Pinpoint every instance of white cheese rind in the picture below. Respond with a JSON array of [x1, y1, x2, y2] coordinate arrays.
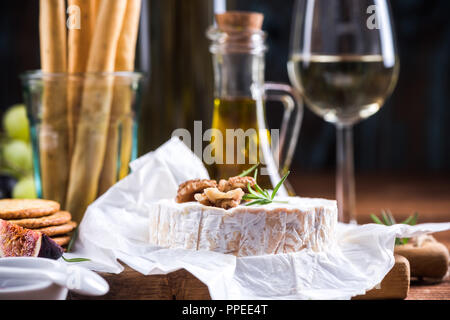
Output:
[[148, 197, 337, 257]]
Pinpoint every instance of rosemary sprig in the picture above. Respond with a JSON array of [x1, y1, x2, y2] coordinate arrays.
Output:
[[370, 210, 419, 245], [243, 171, 290, 206], [62, 256, 91, 263], [251, 169, 270, 197], [61, 228, 90, 262]]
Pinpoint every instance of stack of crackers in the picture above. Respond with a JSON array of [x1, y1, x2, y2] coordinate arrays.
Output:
[[0, 199, 77, 250]]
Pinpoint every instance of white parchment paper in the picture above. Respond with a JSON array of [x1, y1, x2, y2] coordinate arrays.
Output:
[[67, 138, 450, 300]]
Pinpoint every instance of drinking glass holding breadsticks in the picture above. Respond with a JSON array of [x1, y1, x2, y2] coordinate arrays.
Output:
[[288, 0, 399, 223], [23, 0, 144, 223]]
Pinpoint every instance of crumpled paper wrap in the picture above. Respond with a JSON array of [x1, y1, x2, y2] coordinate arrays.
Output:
[[67, 138, 450, 300]]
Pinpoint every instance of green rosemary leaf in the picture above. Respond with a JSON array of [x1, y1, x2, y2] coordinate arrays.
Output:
[[387, 210, 397, 225], [401, 215, 413, 225], [66, 227, 78, 253], [247, 183, 262, 199], [370, 214, 384, 225], [400, 212, 419, 226], [272, 200, 289, 204], [381, 210, 392, 226], [271, 171, 290, 200], [259, 199, 273, 206], [250, 168, 271, 198], [62, 256, 91, 263], [253, 182, 268, 198], [409, 212, 419, 226], [245, 200, 266, 206], [243, 194, 260, 200], [238, 163, 259, 177]]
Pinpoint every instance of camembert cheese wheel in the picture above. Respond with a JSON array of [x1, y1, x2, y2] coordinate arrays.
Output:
[[149, 197, 337, 257]]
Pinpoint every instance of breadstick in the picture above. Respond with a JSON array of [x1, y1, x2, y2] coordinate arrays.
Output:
[[98, 0, 142, 195], [39, 0, 68, 206], [66, 0, 128, 223], [89, 0, 100, 35], [68, 0, 93, 73], [67, 0, 95, 158]]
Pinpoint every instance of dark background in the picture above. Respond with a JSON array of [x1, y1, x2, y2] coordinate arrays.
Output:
[[0, 0, 449, 172]]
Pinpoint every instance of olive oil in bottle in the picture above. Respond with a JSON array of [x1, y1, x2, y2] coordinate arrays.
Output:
[[208, 97, 272, 188]]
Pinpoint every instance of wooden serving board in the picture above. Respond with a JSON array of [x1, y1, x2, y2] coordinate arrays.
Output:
[[70, 254, 411, 300], [70, 267, 211, 300], [353, 255, 410, 300]]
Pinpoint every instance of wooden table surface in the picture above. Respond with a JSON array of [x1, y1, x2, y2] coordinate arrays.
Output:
[[291, 171, 450, 300]]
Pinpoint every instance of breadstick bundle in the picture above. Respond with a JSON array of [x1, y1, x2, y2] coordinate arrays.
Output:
[[39, 0, 142, 223]]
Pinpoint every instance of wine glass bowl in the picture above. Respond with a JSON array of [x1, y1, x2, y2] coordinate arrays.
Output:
[[288, 0, 399, 222], [288, 54, 399, 126]]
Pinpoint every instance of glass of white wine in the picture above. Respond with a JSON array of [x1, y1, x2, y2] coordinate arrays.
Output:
[[288, 0, 400, 223]]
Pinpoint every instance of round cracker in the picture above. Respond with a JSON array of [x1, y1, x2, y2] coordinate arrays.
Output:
[[51, 235, 72, 246], [0, 199, 60, 220], [36, 221, 77, 237], [9, 211, 72, 229]]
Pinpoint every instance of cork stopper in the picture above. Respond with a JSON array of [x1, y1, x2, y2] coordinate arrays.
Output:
[[216, 11, 264, 32]]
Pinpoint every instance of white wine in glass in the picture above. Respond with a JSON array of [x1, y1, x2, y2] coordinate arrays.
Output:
[[289, 54, 399, 125], [288, 0, 400, 223]]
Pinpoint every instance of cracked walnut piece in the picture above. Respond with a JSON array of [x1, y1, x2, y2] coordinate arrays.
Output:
[[195, 188, 245, 209], [176, 179, 217, 203], [194, 193, 211, 206], [218, 176, 256, 193]]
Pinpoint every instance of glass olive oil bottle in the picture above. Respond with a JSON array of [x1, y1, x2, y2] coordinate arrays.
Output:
[[206, 12, 303, 193]]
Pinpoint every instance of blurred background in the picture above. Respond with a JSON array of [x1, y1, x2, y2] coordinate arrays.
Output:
[[0, 1, 449, 213]]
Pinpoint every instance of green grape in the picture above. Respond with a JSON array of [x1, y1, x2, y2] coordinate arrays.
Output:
[[2, 140, 33, 172], [3, 104, 30, 142], [13, 176, 37, 199]]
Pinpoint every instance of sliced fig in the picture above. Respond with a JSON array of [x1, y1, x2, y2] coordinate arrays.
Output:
[[0, 219, 63, 260]]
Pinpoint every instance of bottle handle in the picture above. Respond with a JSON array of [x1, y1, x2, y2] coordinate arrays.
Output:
[[263, 82, 304, 175]]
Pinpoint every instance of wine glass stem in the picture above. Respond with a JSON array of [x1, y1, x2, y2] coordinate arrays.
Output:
[[336, 124, 357, 224]]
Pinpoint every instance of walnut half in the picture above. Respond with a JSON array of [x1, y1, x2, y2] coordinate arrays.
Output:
[[176, 179, 217, 203], [218, 176, 256, 193], [195, 188, 245, 209]]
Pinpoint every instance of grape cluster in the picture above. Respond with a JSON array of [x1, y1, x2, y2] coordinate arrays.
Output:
[[0, 104, 37, 199]]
